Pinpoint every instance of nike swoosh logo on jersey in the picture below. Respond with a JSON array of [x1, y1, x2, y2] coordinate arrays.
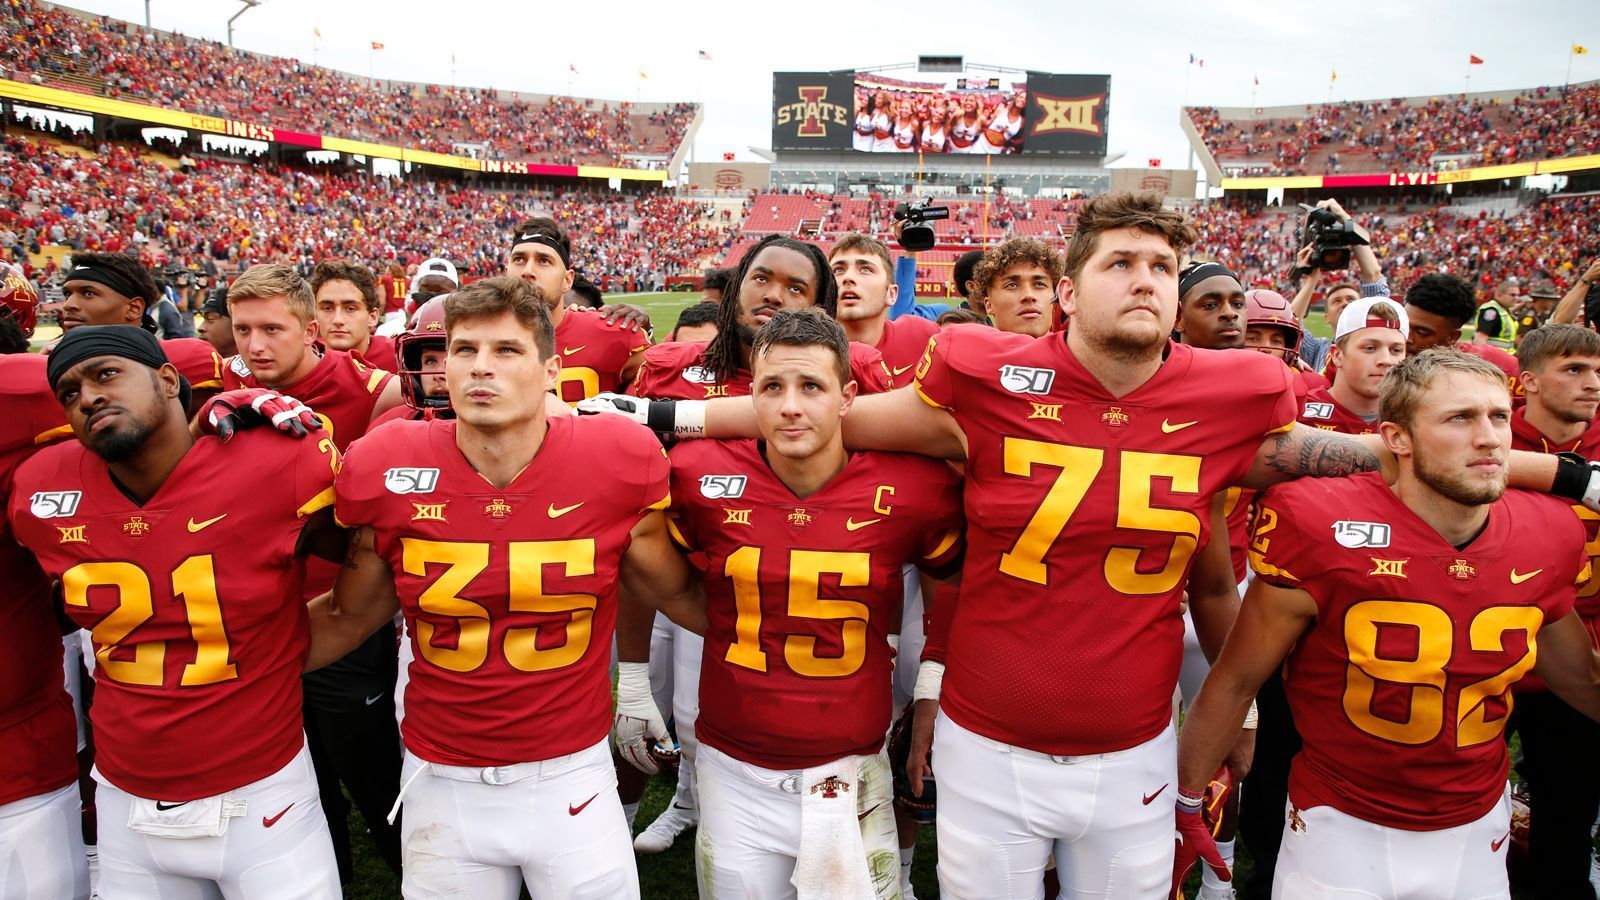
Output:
[[154, 800, 190, 811], [1491, 830, 1509, 852], [365, 694, 384, 706], [1160, 420, 1197, 433], [569, 793, 599, 816], [891, 364, 914, 376], [563, 345, 587, 356], [187, 514, 227, 532], [845, 517, 881, 531], [262, 804, 294, 828], [548, 502, 584, 518], [1509, 568, 1542, 584], [857, 802, 882, 822], [1141, 784, 1169, 805]]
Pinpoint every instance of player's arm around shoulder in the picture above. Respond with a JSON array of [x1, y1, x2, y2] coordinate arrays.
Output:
[[618, 421, 707, 635], [1530, 496, 1600, 719], [304, 432, 399, 671]]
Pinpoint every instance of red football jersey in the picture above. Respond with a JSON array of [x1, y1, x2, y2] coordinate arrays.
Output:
[[1456, 341, 1519, 381], [0, 354, 77, 806], [552, 307, 650, 403], [1250, 473, 1587, 829], [667, 440, 963, 769], [381, 274, 406, 316], [874, 315, 939, 384], [1297, 386, 1377, 435], [334, 415, 669, 766], [161, 337, 224, 392], [630, 340, 894, 400], [355, 334, 399, 373], [914, 326, 1296, 754], [223, 348, 393, 453], [9, 429, 338, 800], [1510, 407, 1600, 459], [1510, 408, 1600, 642]]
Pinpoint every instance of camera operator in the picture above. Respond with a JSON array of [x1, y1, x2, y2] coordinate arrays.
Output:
[[1551, 257, 1600, 329], [1289, 199, 1384, 373]]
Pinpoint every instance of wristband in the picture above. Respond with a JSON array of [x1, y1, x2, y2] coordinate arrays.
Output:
[[673, 399, 707, 437], [616, 660, 651, 690], [1551, 452, 1596, 504], [912, 660, 944, 702], [1176, 786, 1205, 812], [1242, 700, 1259, 730]]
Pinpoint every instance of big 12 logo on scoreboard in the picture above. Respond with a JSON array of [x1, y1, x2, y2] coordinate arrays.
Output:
[[771, 72, 854, 151]]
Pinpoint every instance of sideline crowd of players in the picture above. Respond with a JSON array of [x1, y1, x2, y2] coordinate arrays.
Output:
[[6, 187, 1600, 900]]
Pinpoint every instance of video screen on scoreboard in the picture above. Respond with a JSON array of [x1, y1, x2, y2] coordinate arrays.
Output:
[[772, 71, 1109, 157]]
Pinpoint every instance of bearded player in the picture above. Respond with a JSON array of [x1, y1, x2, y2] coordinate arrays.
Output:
[[504, 218, 650, 402], [1505, 324, 1600, 898], [667, 310, 962, 899], [9, 325, 343, 899], [222, 263, 406, 882], [312, 260, 398, 372], [1175, 349, 1600, 899], [305, 276, 705, 900], [57, 251, 224, 411], [585, 191, 1600, 897], [0, 270, 86, 899]]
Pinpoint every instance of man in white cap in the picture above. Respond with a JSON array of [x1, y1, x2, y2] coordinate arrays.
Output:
[[1299, 297, 1410, 435]]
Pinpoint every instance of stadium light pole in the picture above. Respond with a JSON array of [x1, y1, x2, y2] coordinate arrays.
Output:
[[226, 0, 260, 48]]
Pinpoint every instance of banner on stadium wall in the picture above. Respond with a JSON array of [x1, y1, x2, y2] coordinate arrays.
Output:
[[687, 162, 770, 192], [1021, 73, 1110, 157], [915, 280, 955, 298], [771, 72, 855, 151], [1218, 153, 1600, 191], [1110, 168, 1198, 198], [0, 78, 667, 182]]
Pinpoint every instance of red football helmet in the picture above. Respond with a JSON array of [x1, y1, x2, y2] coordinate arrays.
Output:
[[0, 262, 40, 339], [1245, 289, 1302, 370], [395, 295, 450, 410]]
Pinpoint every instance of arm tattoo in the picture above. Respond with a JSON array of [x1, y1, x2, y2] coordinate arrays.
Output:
[[342, 533, 363, 570], [1263, 427, 1379, 478]]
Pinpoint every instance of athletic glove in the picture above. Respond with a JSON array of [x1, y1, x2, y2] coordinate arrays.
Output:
[[613, 661, 669, 775], [1553, 452, 1600, 513], [1172, 784, 1230, 898], [197, 389, 320, 442], [575, 392, 707, 437]]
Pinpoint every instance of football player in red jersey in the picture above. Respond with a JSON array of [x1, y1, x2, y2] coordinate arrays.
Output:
[[1176, 261, 1247, 350], [1298, 298, 1408, 436], [305, 277, 705, 900], [627, 235, 894, 404], [830, 233, 939, 379], [1175, 349, 1600, 899], [9, 325, 345, 899], [1403, 273, 1519, 382], [1504, 324, 1600, 898], [56, 252, 224, 412], [312, 260, 398, 372], [668, 310, 963, 898], [0, 269, 88, 899], [615, 234, 894, 855], [504, 218, 650, 402], [221, 263, 405, 882], [966, 238, 1061, 338]]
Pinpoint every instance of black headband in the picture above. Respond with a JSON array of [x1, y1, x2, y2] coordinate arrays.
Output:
[[509, 231, 571, 268], [63, 264, 148, 305], [47, 324, 190, 410], [1178, 261, 1239, 299]]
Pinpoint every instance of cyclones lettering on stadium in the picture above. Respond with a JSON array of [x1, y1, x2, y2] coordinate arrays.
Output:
[[1031, 93, 1105, 137], [777, 86, 849, 137]]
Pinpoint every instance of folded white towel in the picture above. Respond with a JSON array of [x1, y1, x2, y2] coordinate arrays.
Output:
[[794, 753, 903, 900]]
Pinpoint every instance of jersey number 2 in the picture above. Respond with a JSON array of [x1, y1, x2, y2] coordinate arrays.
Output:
[[62, 557, 236, 687]]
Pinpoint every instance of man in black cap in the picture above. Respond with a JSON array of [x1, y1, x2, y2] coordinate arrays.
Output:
[[197, 286, 236, 359], [10, 325, 344, 899], [57, 252, 222, 412]]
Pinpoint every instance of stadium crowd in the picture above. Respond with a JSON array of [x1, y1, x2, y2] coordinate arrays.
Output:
[[1188, 82, 1600, 175], [0, 132, 725, 292], [1, 0, 697, 167]]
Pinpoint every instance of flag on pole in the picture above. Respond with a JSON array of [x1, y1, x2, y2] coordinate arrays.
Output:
[[371, 41, 384, 50], [1469, 55, 1484, 65], [569, 63, 578, 74], [1331, 68, 1338, 82], [1198, 59, 1205, 68], [1189, 53, 1195, 64], [639, 70, 648, 79], [314, 26, 321, 38], [1576, 44, 1591, 55], [697, 50, 712, 61], [1253, 74, 1260, 86]]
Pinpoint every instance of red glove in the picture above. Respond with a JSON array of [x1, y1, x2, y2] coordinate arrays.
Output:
[[1172, 784, 1230, 899], [198, 389, 320, 442]]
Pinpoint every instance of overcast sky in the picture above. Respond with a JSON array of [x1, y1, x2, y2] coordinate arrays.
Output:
[[57, 0, 1599, 169]]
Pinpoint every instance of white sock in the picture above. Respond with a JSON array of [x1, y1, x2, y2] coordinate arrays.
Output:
[[900, 846, 917, 898], [85, 844, 99, 895], [622, 802, 639, 832], [1200, 838, 1234, 891]]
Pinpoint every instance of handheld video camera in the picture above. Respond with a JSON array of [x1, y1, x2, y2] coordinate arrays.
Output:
[[1298, 204, 1368, 272], [892, 198, 951, 252]]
